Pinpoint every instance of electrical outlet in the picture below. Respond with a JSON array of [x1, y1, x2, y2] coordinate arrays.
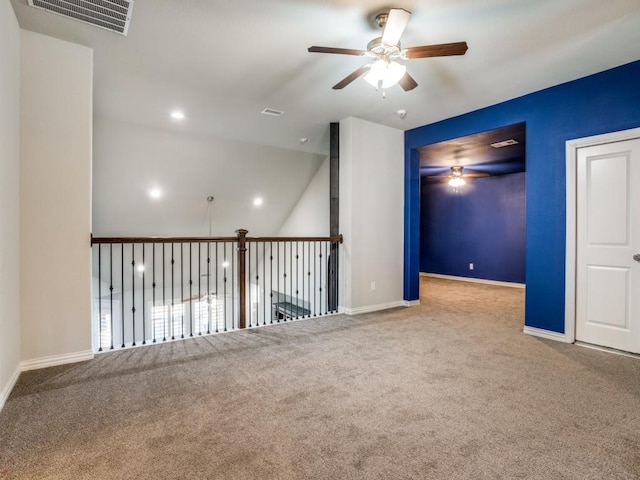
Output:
[[469, 263, 474, 270], [371, 281, 376, 291]]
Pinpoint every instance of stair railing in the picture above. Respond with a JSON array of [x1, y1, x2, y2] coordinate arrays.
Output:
[[90, 230, 343, 351]]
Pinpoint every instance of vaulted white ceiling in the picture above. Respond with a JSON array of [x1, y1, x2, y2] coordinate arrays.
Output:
[[11, 0, 640, 156], [9, 0, 640, 238]]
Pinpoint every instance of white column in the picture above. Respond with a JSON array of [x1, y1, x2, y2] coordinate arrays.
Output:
[[0, 0, 21, 408], [20, 31, 93, 365], [339, 117, 404, 314]]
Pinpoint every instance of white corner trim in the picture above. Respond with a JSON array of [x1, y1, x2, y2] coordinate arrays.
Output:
[[565, 138, 578, 344], [341, 301, 406, 315], [20, 350, 94, 372], [403, 300, 420, 307], [565, 127, 640, 345], [421, 272, 525, 289], [523, 326, 568, 343], [0, 366, 21, 412]]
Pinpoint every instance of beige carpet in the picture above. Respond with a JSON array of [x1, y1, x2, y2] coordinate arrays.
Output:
[[1, 277, 639, 479]]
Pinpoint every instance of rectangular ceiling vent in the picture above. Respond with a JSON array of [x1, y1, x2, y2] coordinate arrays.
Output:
[[27, 0, 135, 36], [490, 139, 519, 148], [261, 108, 284, 117]]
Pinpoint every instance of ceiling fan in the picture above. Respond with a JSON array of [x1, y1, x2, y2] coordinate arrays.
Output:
[[308, 8, 468, 92], [428, 166, 489, 187]]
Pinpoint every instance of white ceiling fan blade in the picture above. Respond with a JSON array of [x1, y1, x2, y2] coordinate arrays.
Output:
[[382, 8, 411, 47]]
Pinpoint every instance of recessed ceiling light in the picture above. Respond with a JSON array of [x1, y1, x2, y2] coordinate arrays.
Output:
[[149, 188, 162, 199], [299, 138, 309, 144], [222, 261, 230, 268], [170, 111, 185, 120], [136, 265, 145, 273], [253, 197, 263, 207]]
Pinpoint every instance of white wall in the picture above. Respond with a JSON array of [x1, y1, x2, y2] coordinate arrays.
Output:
[[93, 118, 325, 237], [277, 156, 330, 237], [0, 1, 21, 409], [339, 117, 404, 314], [20, 31, 93, 365]]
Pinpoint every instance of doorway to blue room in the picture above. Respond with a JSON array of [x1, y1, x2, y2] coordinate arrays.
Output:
[[417, 122, 526, 289]]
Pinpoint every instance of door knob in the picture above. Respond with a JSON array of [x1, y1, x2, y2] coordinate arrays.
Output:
[[634, 254, 640, 262]]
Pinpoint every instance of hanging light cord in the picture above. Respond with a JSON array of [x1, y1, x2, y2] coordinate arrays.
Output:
[[198, 195, 215, 237]]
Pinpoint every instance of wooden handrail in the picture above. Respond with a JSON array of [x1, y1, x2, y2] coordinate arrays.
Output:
[[246, 235, 343, 244], [91, 236, 239, 245], [91, 234, 343, 245]]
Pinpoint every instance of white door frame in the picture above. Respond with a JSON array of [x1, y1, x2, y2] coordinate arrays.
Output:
[[565, 126, 640, 344]]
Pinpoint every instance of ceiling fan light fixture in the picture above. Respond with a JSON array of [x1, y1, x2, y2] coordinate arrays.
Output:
[[364, 60, 406, 89], [448, 177, 466, 188], [309, 8, 468, 92]]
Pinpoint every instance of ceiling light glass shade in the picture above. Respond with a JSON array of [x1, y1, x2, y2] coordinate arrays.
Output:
[[448, 177, 466, 188], [364, 60, 407, 89]]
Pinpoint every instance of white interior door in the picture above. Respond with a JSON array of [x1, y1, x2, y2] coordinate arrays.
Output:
[[576, 138, 640, 353]]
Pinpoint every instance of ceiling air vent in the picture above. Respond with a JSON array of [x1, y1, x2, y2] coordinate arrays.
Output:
[[490, 139, 519, 148], [27, 0, 135, 36], [261, 108, 283, 117]]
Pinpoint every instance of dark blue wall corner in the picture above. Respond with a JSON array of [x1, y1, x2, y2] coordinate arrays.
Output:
[[420, 173, 526, 283], [404, 59, 640, 333], [404, 148, 421, 301]]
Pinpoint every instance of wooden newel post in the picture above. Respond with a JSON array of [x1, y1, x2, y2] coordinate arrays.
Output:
[[236, 229, 248, 329]]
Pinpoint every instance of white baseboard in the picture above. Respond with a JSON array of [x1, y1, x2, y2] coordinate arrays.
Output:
[[575, 341, 640, 359], [523, 326, 567, 343], [340, 301, 406, 316], [1, 350, 94, 412], [20, 350, 94, 372], [421, 272, 525, 289], [0, 366, 21, 412]]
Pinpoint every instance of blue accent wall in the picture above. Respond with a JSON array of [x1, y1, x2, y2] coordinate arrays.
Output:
[[404, 148, 421, 301], [404, 59, 640, 333], [421, 173, 526, 283]]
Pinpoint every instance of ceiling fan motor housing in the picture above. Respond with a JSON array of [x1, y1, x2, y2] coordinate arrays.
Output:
[[367, 37, 402, 59]]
